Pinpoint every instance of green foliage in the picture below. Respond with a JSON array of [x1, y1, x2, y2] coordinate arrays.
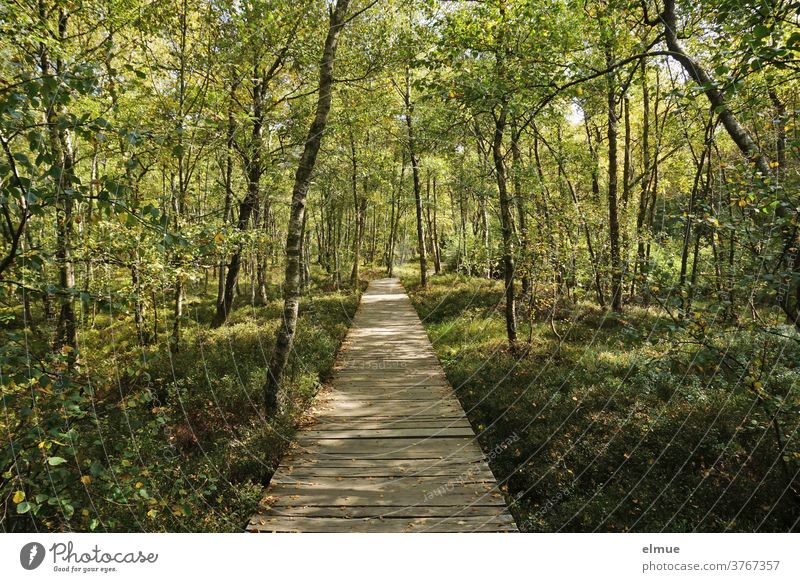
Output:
[[405, 273, 800, 532], [1, 274, 360, 532]]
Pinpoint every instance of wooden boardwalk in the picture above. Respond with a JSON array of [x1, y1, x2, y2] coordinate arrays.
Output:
[[248, 278, 517, 532]]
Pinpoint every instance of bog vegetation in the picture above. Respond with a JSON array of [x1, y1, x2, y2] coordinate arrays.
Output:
[[1, 0, 798, 531]]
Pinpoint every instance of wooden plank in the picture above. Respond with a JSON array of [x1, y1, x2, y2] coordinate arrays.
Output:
[[314, 400, 462, 411], [323, 391, 455, 400], [288, 451, 486, 462], [323, 393, 455, 402], [306, 419, 474, 430], [248, 515, 515, 533], [270, 475, 499, 488], [272, 470, 494, 483], [250, 504, 510, 519], [291, 436, 483, 453], [299, 427, 474, 439], [263, 489, 508, 509], [277, 458, 495, 473]]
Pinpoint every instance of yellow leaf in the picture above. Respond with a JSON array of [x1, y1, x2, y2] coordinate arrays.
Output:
[[214, 232, 225, 243], [81, 475, 92, 486], [12, 490, 25, 504], [135, 481, 143, 489]]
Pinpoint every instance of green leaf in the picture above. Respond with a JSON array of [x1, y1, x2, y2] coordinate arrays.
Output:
[[13, 152, 30, 167], [16, 501, 31, 514], [753, 24, 770, 40], [89, 460, 105, 477], [47, 456, 67, 466]]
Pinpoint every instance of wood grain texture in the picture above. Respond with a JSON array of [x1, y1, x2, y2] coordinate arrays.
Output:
[[248, 278, 517, 533]]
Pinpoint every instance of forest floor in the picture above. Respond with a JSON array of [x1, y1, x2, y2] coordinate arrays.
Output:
[[399, 269, 800, 532], [2, 269, 363, 532]]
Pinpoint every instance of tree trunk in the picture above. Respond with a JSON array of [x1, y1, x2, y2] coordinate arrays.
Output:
[[660, 0, 771, 176], [533, 135, 560, 293], [584, 116, 601, 203], [424, 172, 434, 269], [606, 51, 622, 312], [634, 58, 651, 296], [403, 67, 427, 287], [43, 6, 77, 358], [458, 174, 469, 274], [387, 149, 405, 277], [170, 0, 189, 351], [349, 129, 366, 286], [493, 101, 517, 345], [265, 0, 352, 414], [679, 121, 712, 295], [213, 67, 266, 327], [431, 174, 442, 274], [511, 123, 529, 296], [303, 221, 312, 291], [217, 96, 236, 309], [621, 95, 631, 277]]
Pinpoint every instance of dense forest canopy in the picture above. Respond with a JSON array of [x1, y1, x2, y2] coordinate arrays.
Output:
[[1, 0, 799, 532]]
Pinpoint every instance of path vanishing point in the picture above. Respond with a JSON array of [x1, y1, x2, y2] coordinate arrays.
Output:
[[248, 278, 518, 532]]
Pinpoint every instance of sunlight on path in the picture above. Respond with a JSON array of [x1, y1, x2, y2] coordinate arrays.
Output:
[[248, 278, 517, 532]]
